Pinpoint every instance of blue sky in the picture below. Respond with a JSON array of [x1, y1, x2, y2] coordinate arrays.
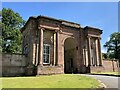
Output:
[[2, 2, 118, 53]]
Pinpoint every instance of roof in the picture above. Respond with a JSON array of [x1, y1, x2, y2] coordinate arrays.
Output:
[[39, 15, 80, 28], [21, 15, 81, 32], [84, 26, 103, 34], [39, 15, 80, 26], [21, 15, 102, 33]]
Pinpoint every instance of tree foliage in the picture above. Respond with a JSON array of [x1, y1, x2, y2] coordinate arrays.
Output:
[[102, 53, 108, 59], [104, 32, 120, 60], [2, 8, 25, 53], [0, 10, 2, 53]]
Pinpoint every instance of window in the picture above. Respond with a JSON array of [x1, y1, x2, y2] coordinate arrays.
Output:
[[43, 44, 50, 64], [24, 44, 28, 55]]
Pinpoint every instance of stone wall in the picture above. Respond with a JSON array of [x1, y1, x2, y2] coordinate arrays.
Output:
[[1, 53, 120, 76], [37, 65, 64, 75], [1, 53, 27, 76], [102, 59, 119, 72], [90, 59, 120, 73]]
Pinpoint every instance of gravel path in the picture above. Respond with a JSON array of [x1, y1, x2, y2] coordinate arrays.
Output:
[[80, 74, 119, 88]]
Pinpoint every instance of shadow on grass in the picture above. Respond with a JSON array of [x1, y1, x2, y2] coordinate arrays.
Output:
[[1, 88, 120, 90], [87, 73, 120, 77]]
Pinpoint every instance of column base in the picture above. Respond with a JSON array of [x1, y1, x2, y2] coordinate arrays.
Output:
[[99, 65, 102, 66]]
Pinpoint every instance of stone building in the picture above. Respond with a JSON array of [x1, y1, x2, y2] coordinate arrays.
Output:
[[21, 15, 103, 75]]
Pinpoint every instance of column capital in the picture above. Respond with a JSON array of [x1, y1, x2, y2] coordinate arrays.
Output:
[[58, 25, 63, 33], [38, 26, 45, 30], [87, 35, 91, 39], [97, 37, 101, 40], [55, 29, 62, 34]]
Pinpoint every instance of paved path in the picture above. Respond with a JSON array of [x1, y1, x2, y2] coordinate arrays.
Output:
[[81, 74, 119, 88]]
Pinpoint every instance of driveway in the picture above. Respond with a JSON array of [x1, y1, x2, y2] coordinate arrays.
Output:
[[80, 74, 119, 88]]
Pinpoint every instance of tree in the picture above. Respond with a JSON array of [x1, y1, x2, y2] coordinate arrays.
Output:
[[0, 11, 2, 53], [102, 53, 108, 59], [104, 32, 120, 60], [2, 8, 25, 53]]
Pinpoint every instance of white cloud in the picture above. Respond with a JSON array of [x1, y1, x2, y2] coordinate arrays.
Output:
[[107, 37, 110, 41], [101, 48, 107, 53], [101, 43, 107, 53]]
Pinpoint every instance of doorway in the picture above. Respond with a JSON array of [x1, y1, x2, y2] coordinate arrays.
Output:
[[64, 37, 77, 73]]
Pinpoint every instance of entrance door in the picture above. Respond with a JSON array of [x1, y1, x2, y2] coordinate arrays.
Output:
[[64, 38, 77, 73]]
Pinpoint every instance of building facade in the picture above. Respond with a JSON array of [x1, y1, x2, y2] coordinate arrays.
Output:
[[21, 16, 103, 75]]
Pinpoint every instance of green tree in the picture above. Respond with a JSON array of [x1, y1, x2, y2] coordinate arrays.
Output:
[[104, 32, 120, 60], [2, 8, 25, 53], [102, 53, 108, 59], [0, 10, 2, 53]]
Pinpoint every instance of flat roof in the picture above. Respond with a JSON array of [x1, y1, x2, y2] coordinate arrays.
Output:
[[21, 15, 102, 32]]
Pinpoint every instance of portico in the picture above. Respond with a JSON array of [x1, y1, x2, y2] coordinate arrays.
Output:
[[21, 15, 103, 75]]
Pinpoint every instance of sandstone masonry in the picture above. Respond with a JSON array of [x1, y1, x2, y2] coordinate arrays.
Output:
[[21, 15, 103, 75], [1, 16, 119, 76]]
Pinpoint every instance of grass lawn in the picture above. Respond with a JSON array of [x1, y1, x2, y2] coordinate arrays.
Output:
[[91, 72, 120, 75], [1, 74, 101, 88]]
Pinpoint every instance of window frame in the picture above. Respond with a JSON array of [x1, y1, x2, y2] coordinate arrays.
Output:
[[43, 44, 50, 64]]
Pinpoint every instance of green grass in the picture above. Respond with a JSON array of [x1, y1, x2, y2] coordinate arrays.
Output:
[[91, 72, 120, 75], [1, 74, 101, 88]]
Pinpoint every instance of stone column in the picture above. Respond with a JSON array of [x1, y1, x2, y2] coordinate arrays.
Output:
[[95, 39, 98, 66], [98, 38, 102, 66], [83, 48, 86, 66], [39, 28, 44, 65], [35, 30, 39, 66], [35, 43, 39, 66], [85, 40, 88, 66], [32, 43, 36, 65], [87, 36, 92, 66], [53, 32, 56, 65], [85, 49, 88, 66], [55, 31, 59, 65]]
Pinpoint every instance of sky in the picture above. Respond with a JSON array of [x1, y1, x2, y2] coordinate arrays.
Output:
[[2, 2, 118, 53]]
